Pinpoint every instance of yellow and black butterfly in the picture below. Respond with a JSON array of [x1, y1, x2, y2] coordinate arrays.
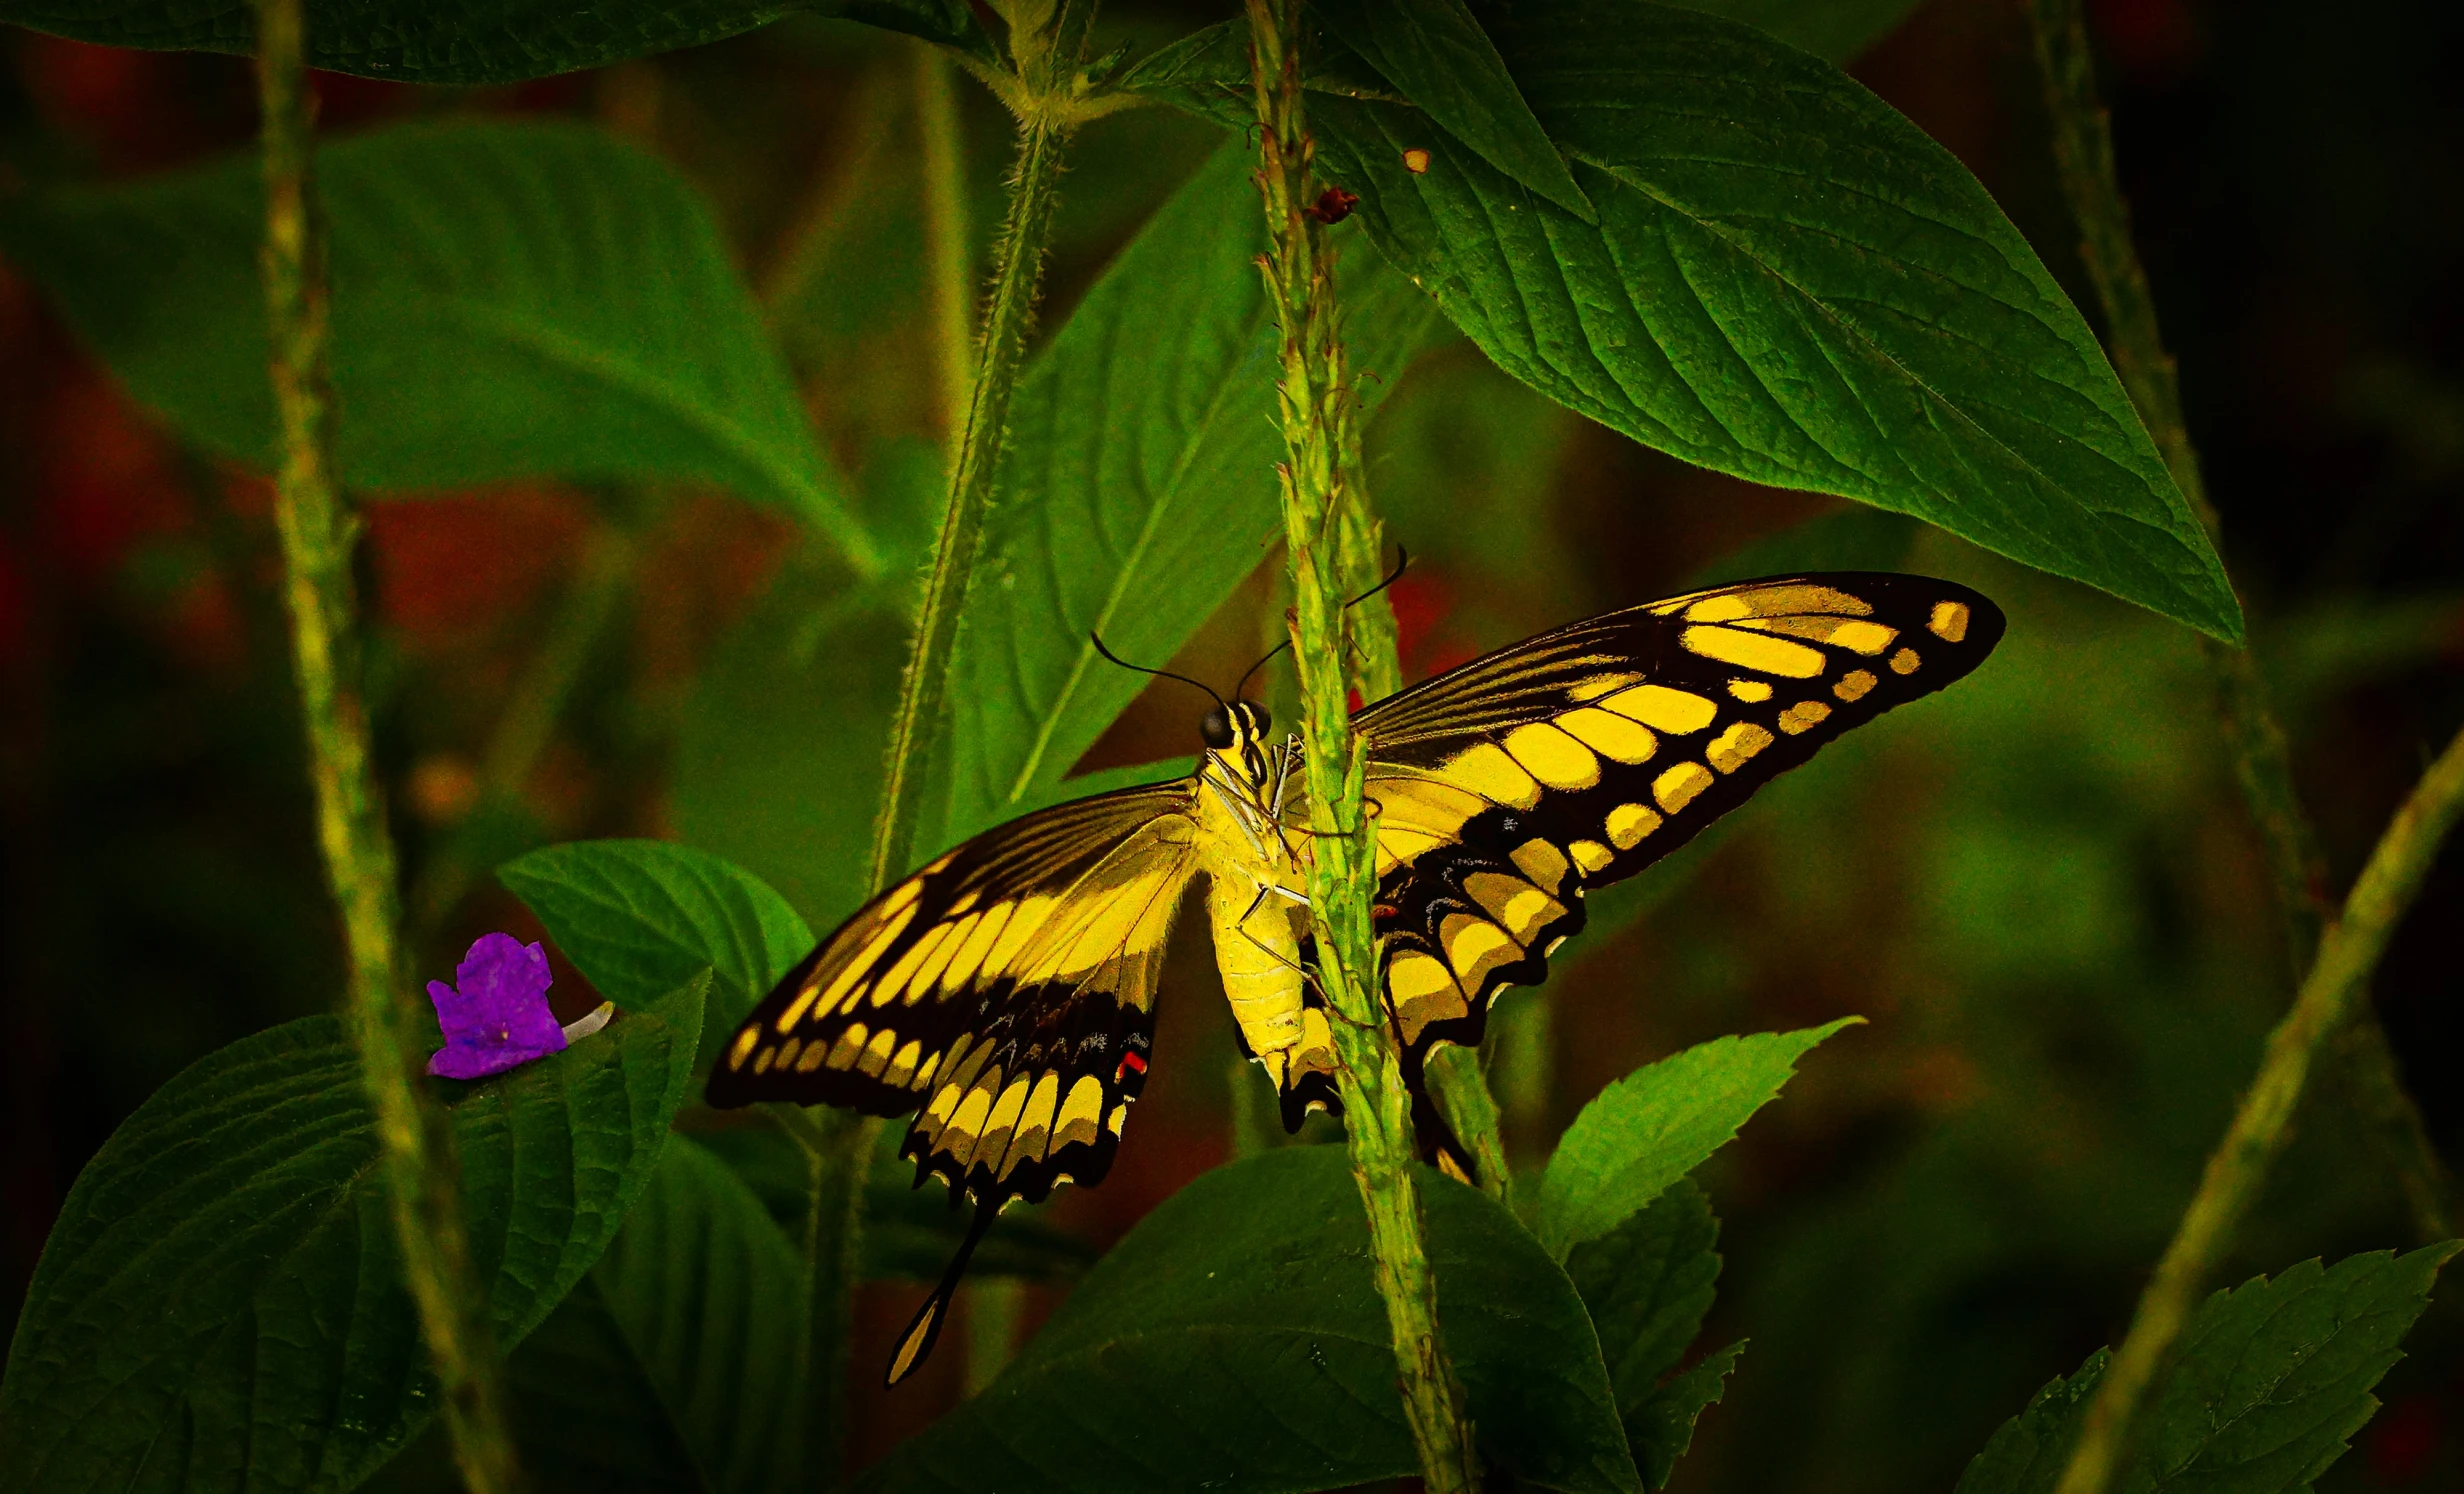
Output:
[[705, 571, 2004, 1384]]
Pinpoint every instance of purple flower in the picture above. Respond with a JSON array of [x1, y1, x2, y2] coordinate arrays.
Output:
[[425, 933, 571, 1080]]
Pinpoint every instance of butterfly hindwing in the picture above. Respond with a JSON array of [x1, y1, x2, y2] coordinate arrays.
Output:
[[709, 782, 1201, 1208], [1355, 573, 2006, 1068]]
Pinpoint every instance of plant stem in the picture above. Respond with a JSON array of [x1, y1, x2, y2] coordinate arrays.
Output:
[[866, 111, 1068, 895], [2029, 0, 2449, 1234], [2050, 722, 2464, 1494], [1248, 5, 1478, 1490], [253, 5, 521, 1491], [788, 25, 1087, 1480]]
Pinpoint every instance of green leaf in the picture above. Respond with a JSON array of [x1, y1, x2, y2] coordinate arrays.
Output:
[[499, 838, 811, 1048], [1629, 1341, 1743, 1490], [0, 978, 708, 1494], [1540, 1018, 1859, 1259], [0, 120, 874, 568], [1132, 4, 2243, 642], [1565, 1180, 1734, 1489], [0, 1, 993, 82], [1955, 1244, 2462, 1494], [944, 142, 1449, 842], [1314, 0, 1594, 220], [1668, 0, 1926, 62], [368, 1135, 803, 1494], [673, 565, 909, 931], [857, 1146, 1640, 1494], [587, 1137, 808, 1494]]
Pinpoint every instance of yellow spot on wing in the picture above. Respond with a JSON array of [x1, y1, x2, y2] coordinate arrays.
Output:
[[1389, 950, 1469, 1045], [1466, 871, 1562, 942], [939, 1082, 999, 1169], [1607, 802, 1661, 848], [1834, 670, 1878, 702], [1734, 615, 1896, 654], [1890, 647, 1921, 675], [775, 1036, 802, 1070], [1570, 838, 1615, 873], [1511, 838, 1571, 895], [751, 1045, 776, 1075], [1556, 706, 1657, 763], [1568, 673, 1643, 702], [940, 904, 1010, 995], [872, 921, 951, 1006], [1654, 762, 1715, 813], [1504, 722, 1600, 790], [909, 912, 974, 1000], [858, 1026, 900, 1077], [1707, 721, 1775, 773], [1727, 679, 1773, 703], [1056, 1076, 1106, 1149], [1599, 683, 1718, 734], [976, 1076, 1035, 1178], [1440, 913, 1521, 989], [1929, 601, 1970, 641], [888, 1295, 943, 1386], [1001, 1072, 1064, 1179], [1672, 583, 1871, 619], [884, 1038, 924, 1088], [827, 1023, 870, 1070], [1442, 741, 1543, 809], [728, 1027, 760, 1070], [1682, 625, 1827, 678], [1777, 700, 1832, 735]]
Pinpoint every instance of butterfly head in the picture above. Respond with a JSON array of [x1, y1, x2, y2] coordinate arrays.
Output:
[[1201, 699, 1276, 789]]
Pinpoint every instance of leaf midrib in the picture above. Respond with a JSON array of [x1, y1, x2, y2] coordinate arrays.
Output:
[[995, 302, 1276, 807]]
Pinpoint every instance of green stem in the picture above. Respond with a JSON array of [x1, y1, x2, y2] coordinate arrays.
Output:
[[253, 5, 521, 1491], [2050, 722, 2464, 1494], [1247, 5, 1477, 1490], [866, 112, 1069, 894], [790, 25, 1088, 1479], [2030, 3, 2448, 1194]]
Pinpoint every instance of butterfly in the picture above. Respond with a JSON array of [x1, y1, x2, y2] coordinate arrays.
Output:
[[704, 571, 2005, 1384]]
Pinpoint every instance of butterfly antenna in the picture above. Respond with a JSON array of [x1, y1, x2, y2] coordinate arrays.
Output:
[[1347, 545, 1410, 608], [1089, 630, 1228, 712], [1232, 549, 1409, 699]]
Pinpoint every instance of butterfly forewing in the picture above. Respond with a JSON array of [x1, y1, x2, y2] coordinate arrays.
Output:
[[709, 781, 1201, 1207], [1353, 573, 2005, 1066]]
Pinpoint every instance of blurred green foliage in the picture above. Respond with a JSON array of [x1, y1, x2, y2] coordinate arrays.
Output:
[[2, 1, 2461, 1491]]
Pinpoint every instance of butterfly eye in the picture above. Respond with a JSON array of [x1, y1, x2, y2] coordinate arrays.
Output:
[[1200, 707, 1235, 749]]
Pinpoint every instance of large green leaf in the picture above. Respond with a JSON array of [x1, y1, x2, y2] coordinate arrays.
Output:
[[858, 1146, 1639, 1494], [368, 1135, 805, 1494], [1314, 0, 1591, 220], [944, 142, 1449, 842], [1955, 1245, 2462, 1494], [1565, 1180, 1736, 1490], [0, 121, 873, 568], [1539, 1019, 1858, 1259], [1128, 3, 2242, 642], [499, 838, 812, 1052], [1671, 0, 1926, 62], [586, 1137, 808, 1494], [0, 0, 991, 82], [0, 978, 708, 1494]]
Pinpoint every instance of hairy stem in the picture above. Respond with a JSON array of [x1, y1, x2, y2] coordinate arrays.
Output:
[[2051, 724, 2464, 1494], [1248, 5, 1478, 1489], [253, 4, 521, 1490], [791, 24, 1088, 1479], [2029, 4, 2449, 1234], [2030, 13, 2459, 1489]]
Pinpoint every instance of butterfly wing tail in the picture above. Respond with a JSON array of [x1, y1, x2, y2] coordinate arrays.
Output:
[[886, 1196, 999, 1388]]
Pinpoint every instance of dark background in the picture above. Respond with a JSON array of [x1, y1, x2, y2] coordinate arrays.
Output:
[[3, 0, 2460, 1487]]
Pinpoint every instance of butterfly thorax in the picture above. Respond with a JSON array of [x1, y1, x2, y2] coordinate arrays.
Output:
[[1189, 702, 1336, 1089]]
